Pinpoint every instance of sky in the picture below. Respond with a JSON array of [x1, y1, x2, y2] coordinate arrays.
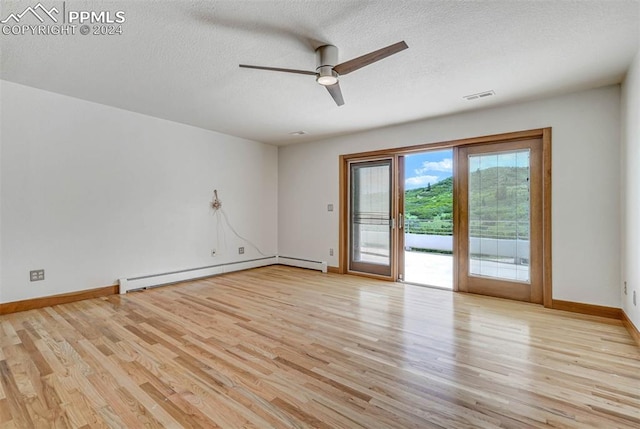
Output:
[[404, 149, 530, 189], [404, 150, 453, 190]]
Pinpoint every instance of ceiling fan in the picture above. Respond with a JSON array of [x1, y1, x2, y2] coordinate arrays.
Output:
[[239, 41, 408, 106]]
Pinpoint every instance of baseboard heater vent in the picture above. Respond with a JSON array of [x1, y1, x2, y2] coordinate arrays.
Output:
[[119, 256, 277, 294], [118, 255, 327, 294], [277, 256, 327, 273]]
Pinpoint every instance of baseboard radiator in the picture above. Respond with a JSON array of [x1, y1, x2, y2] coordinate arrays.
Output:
[[277, 256, 328, 273], [118, 255, 327, 294]]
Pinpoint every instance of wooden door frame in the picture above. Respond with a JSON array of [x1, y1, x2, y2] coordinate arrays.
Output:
[[396, 156, 405, 282], [340, 155, 400, 281], [338, 128, 552, 308], [347, 158, 395, 277]]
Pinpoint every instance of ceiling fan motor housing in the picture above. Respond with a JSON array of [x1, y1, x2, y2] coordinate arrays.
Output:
[[316, 45, 339, 80]]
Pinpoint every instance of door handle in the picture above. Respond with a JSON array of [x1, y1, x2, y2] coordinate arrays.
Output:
[[399, 213, 403, 230]]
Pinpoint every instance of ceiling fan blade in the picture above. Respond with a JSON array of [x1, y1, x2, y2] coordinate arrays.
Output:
[[326, 82, 345, 106], [333, 41, 408, 76], [239, 64, 317, 76]]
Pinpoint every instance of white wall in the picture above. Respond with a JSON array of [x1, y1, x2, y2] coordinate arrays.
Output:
[[621, 50, 640, 330], [0, 81, 278, 304], [279, 86, 622, 307]]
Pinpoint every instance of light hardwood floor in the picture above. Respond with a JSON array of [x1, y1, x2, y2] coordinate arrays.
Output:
[[1, 265, 639, 428]]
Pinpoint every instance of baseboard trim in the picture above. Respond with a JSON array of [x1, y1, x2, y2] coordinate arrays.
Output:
[[327, 266, 340, 274], [0, 285, 119, 315], [621, 310, 640, 347], [2, 259, 327, 315], [551, 299, 622, 319]]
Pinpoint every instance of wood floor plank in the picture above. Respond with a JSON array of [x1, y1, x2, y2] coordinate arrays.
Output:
[[1, 266, 639, 428], [0, 360, 34, 428]]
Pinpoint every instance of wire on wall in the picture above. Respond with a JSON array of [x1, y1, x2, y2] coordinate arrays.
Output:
[[211, 189, 267, 257], [211, 190, 222, 211]]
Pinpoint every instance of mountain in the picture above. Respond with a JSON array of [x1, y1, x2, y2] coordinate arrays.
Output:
[[405, 167, 530, 238], [405, 177, 453, 220]]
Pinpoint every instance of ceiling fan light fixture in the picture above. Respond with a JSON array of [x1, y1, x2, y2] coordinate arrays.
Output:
[[317, 74, 338, 86], [316, 65, 338, 86]]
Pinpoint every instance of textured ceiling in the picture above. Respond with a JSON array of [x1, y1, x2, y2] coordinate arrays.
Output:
[[1, 0, 639, 145]]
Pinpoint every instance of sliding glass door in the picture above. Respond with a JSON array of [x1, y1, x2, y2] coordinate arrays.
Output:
[[349, 159, 394, 277], [340, 128, 550, 305]]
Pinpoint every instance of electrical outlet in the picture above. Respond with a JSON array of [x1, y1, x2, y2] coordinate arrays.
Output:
[[30, 269, 45, 282], [327, 204, 334, 212], [238, 247, 245, 255], [329, 248, 334, 256], [211, 249, 216, 257], [624, 281, 627, 295]]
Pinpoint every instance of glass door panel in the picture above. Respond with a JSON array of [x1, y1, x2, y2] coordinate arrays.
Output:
[[349, 159, 393, 277], [468, 150, 530, 283], [457, 139, 543, 303]]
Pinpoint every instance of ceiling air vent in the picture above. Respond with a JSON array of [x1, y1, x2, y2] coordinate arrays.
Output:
[[464, 90, 495, 101]]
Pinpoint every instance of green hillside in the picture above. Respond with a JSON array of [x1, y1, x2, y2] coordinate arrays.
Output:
[[405, 177, 453, 235], [405, 167, 530, 238]]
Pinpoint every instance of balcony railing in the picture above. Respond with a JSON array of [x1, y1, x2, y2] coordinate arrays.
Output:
[[405, 219, 452, 235], [354, 215, 529, 240], [405, 219, 529, 240]]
